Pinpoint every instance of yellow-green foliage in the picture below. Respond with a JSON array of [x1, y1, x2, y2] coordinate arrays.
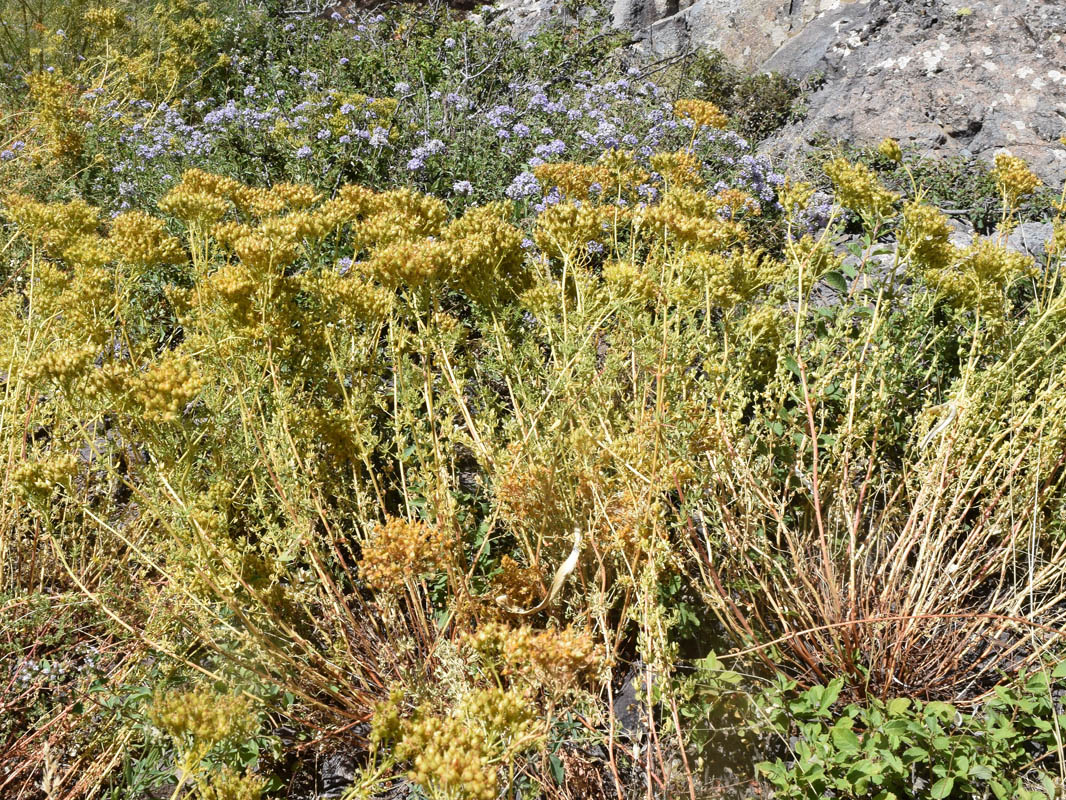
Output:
[[4, 142, 1066, 800]]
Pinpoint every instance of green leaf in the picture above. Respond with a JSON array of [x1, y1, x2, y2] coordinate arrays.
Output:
[[931, 776, 954, 799], [831, 725, 860, 754], [819, 678, 843, 714], [1051, 660, 1066, 679], [969, 764, 993, 781], [886, 697, 911, 716], [548, 754, 564, 784], [824, 271, 848, 293], [902, 746, 928, 763]]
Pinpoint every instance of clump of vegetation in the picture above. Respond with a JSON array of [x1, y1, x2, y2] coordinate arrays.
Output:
[[2, 3, 1066, 800], [684, 49, 803, 142]]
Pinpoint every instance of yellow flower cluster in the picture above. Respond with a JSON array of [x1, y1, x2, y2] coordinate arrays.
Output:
[[533, 162, 609, 202], [84, 362, 130, 402], [83, 5, 125, 34], [673, 98, 730, 130], [229, 216, 303, 272], [26, 69, 86, 160], [149, 688, 256, 748], [62, 235, 111, 269], [899, 201, 955, 271], [442, 203, 526, 303], [160, 183, 231, 227], [467, 622, 601, 691], [26, 261, 114, 345], [604, 259, 658, 302], [690, 247, 783, 310], [924, 236, 1034, 316], [358, 188, 448, 248], [296, 271, 393, 325], [361, 199, 525, 299], [459, 687, 539, 751], [598, 148, 651, 191], [24, 344, 97, 386], [109, 211, 186, 269], [533, 201, 611, 260], [374, 686, 539, 800], [824, 157, 899, 221], [358, 516, 452, 595], [368, 238, 450, 287], [198, 768, 266, 800], [777, 178, 815, 214], [129, 353, 205, 422], [490, 555, 544, 612], [640, 187, 746, 251], [12, 453, 80, 504], [532, 150, 656, 205], [396, 713, 496, 800], [878, 138, 903, 163], [649, 150, 704, 188], [993, 152, 1042, 210], [4, 195, 99, 257]]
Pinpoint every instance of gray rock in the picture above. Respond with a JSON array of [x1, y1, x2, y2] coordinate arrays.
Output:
[[1005, 221, 1055, 260], [611, 661, 648, 741], [759, 0, 1066, 186]]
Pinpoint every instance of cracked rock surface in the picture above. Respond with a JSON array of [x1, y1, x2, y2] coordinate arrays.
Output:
[[761, 0, 1066, 184]]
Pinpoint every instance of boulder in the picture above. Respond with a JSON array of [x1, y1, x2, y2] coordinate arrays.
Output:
[[1006, 221, 1055, 260]]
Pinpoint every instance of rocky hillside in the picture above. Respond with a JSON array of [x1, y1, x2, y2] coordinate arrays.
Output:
[[505, 0, 1066, 183]]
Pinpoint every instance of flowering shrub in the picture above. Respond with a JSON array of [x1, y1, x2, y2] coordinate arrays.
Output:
[[3, 3, 1066, 800]]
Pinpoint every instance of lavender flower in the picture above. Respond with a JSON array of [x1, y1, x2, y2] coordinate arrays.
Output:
[[533, 139, 566, 159], [506, 171, 541, 200], [453, 180, 473, 195]]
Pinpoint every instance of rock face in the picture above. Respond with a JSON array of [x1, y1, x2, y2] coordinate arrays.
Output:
[[761, 0, 1066, 185], [617, 0, 870, 68]]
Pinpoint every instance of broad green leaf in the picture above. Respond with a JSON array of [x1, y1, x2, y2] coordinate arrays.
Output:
[[820, 678, 843, 713], [886, 697, 911, 716], [824, 271, 848, 293], [931, 776, 954, 799], [831, 725, 860, 754]]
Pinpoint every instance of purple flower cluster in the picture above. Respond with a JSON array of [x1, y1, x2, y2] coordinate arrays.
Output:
[[735, 154, 786, 205], [407, 138, 445, 172], [76, 7, 776, 222]]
